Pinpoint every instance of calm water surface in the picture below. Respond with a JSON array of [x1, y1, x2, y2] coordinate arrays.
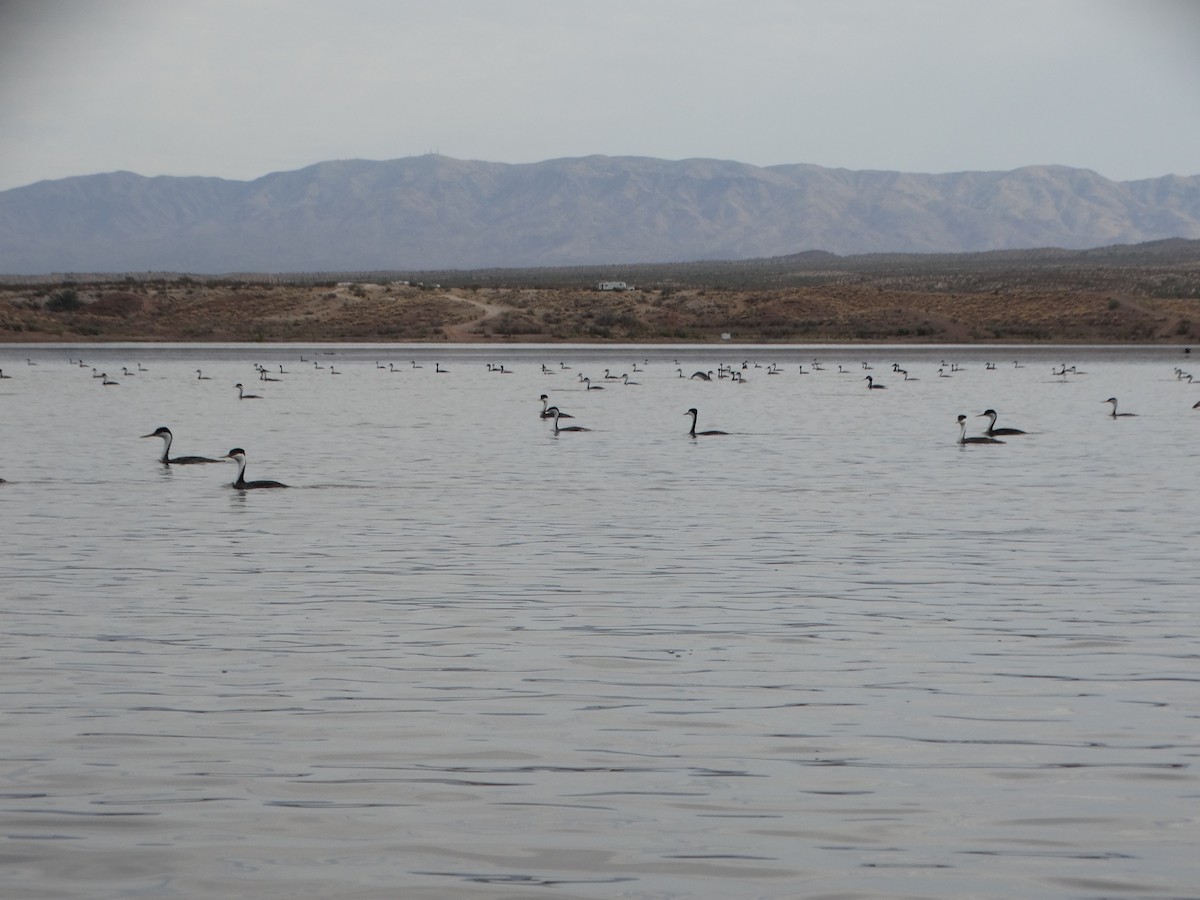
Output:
[[2, 343, 1197, 899]]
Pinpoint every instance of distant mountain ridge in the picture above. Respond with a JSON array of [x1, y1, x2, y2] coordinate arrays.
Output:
[[2, 155, 1199, 274]]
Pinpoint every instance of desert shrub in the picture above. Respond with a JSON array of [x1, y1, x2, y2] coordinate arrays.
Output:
[[46, 289, 82, 312]]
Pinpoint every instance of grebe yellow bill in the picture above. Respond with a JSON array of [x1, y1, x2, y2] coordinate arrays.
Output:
[[957, 415, 1004, 444], [223, 448, 288, 489], [141, 427, 221, 464], [977, 409, 1027, 436], [685, 407, 728, 436]]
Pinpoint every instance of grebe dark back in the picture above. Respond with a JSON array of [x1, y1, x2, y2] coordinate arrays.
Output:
[[235, 383, 262, 399], [686, 408, 728, 436], [540, 395, 573, 418], [957, 415, 1004, 445], [223, 448, 288, 489], [142, 427, 221, 465], [864, 375, 886, 389], [547, 407, 590, 432], [978, 409, 1027, 436], [1104, 397, 1136, 417]]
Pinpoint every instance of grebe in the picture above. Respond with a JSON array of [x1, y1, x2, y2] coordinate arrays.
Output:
[[978, 409, 1027, 436], [223, 448, 288, 489], [0, 369, 10, 379], [539, 395, 573, 418], [864, 375, 886, 389], [101, 373, 119, 385], [582, 377, 604, 390], [235, 383, 262, 399], [690, 371, 713, 381], [1104, 397, 1136, 417], [685, 407, 728, 436], [621, 374, 639, 385], [547, 407, 590, 432], [141, 426, 220, 465], [603, 369, 620, 380], [957, 415, 1004, 445], [196, 369, 212, 380], [435, 363, 448, 373]]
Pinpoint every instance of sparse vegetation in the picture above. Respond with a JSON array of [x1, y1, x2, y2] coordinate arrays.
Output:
[[1, 241, 1198, 343]]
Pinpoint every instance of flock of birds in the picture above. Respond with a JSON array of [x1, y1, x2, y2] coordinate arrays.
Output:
[[3, 353, 1197, 489]]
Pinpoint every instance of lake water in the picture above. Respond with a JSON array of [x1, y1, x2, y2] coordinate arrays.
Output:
[[2, 342, 1197, 899]]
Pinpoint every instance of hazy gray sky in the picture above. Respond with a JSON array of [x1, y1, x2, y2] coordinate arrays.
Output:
[[1, 0, 1198, 191]]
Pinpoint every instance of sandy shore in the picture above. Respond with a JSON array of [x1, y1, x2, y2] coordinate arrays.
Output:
[[2, 278, 1197, 344]]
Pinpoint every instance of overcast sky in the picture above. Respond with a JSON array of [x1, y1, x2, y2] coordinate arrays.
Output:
[[1, 0, 1198, 192]]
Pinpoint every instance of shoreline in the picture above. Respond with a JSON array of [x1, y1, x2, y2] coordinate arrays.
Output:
[[3, 280, 1198, 345]]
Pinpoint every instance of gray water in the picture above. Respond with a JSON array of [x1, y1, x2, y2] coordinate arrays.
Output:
[[2, 343, 1197, 900]]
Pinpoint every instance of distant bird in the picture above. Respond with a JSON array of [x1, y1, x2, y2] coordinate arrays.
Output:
[[582, 377, 604, 390], [0, 369, 10, 379], [547, 407, 590, 433], [101, 373, 119, 386], [957, 415, 1004, 445], [864, 375, 886, 389], [540, 394, 573, 418], [235, 383, 261, 399], [621, 374, 639, 385], [223, 448, 288, 489], [141, 426, 220, 465], [690, 371, 713, 381], [196, 369, 212, 380], [1104, 397, 1136, 417], [435, 363, 448, 373], [685, 407, 727, 436], [978, 409, 1027, 436]]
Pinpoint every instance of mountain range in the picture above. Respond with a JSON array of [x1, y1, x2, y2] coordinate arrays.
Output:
[[2, 155, 1199, 274]]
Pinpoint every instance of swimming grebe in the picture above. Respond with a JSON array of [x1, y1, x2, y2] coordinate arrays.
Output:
[[1104, 397, 1136, 417], [977, 409, 1027, 436], [196, 369, 212, 380], [685, 407, 728, 436], [957, 415, 1004, 445], [235, 383, 262, 399], [141, 426, 221, 465], [547, 407, 590, 432], [539, 395, 574, 418], [223, 448, 288, 489], [864, 375, 886, 389]]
